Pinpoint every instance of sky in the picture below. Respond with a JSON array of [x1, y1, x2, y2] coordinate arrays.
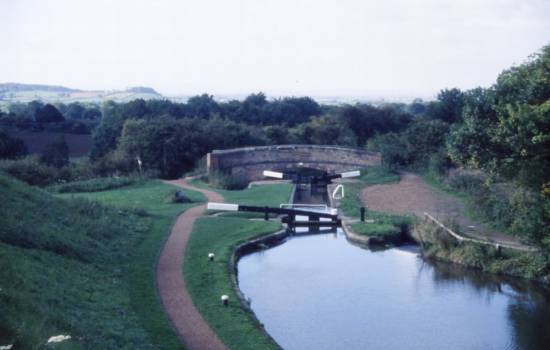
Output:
[[1, 0, 549, 99]]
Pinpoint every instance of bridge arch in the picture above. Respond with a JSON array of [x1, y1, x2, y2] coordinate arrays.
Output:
[[206, 144, 381, 181]]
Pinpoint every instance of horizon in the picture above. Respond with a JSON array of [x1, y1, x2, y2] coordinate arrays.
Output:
[[2, 0, 550, 99]]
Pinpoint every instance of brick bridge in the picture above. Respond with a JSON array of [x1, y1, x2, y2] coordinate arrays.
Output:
[[206, 145, 381, 181]]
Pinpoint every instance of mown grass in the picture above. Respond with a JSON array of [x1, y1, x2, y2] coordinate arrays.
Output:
[[351, 222, 400, 236], [191, 179, 293, 218], [183, 182, 293, 349], [338, 166, 410, 238], [0, 174, 203, 349], [184, 217, 281, 350]]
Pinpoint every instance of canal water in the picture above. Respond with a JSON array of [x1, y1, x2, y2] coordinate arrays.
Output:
[[237, 183, 550, 350]]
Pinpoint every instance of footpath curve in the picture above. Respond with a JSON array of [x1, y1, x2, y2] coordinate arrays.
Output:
[[156, 179, 227, 350]]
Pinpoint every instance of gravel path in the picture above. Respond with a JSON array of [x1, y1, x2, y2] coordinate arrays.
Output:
[[360, 172, 530, 250], [156, 179, 227, 350]]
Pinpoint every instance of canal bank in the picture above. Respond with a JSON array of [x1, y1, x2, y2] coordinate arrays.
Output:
[[182, 180, 293, 350], [327, 168, 549, 285]]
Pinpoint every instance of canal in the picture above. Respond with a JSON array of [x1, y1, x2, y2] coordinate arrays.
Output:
[[237, 181, 550, 349]]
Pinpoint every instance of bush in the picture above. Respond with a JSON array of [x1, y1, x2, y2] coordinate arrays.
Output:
[[92, 150, 136, 177], [0, 156, 59, 186], [0, 156, 98, 186], [444, 169, 486, 194], [40, 136, 69, 168], [47, 176, 142, 193], [0, 131, 27, 159], [207, 171, 248, 190], [35, 104, 65, 123]]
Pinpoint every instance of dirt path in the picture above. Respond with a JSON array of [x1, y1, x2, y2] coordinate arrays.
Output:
[[360, 172, 530, 250], [156, 179, 227, 350]]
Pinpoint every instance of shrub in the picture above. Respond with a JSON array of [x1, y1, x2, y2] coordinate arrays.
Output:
[[444, 168, 486, 194], [40, 136, 69, 168], [0, 156, 59, 186], [47, 176, 141, 193], [207, 171, 248, 190], [0, 131, 27, 159], [35, 104, 65, 123], [92, 150, 136, 177]]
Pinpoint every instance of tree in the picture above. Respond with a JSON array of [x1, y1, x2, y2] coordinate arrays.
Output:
[[425, 88, 465, 123], [446, 88, 500, 169], [65, 103, 85, 119], [82, 108, 102, 120], [90, 101, 125, 159], [186, 94, 219, 118], [40, 136, 69, 167], [35, 104, 65, 123], [0, 131, 27, 159], [291, 115, 357, 146]]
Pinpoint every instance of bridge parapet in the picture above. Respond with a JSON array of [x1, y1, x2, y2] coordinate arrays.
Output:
[[207, 144, 380, 180]]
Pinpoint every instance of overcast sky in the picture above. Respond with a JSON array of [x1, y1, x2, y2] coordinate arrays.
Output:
[[1, 0, 549, 98]]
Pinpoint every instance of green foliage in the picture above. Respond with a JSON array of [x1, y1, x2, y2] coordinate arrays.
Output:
[[338, 104, 412, 146], [447, 45, 550, 189], [207, 171, 249, 190], [47, 176, 142, 193], [418, 221, 550, 280], [425, 88, 465, 123], [35, 103, 65, 123], [433, 169, 549, 245], [0, 131, 27, 159], [184, 216, 281, 350], [290, 114, 357, 146], [350, 222, 400, 237], [0, 156, 60, 186], [377, 119, 450, 170], [40, 136, 69, 168]]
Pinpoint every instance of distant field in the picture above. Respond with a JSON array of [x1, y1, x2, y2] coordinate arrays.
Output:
[[8, 130, 93, 156]]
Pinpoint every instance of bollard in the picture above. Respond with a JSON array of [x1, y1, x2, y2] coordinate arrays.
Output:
[[208, 253, 215, 261], [264, 206, 269, 221], [221, 295, 229, 306], [360, 207, 366, 222]]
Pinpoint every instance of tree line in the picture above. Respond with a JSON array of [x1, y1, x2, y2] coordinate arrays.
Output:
[[1, 45, 548, 247]]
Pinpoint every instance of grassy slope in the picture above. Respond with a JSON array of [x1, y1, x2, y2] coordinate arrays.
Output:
[[339, 166, 410, 237], [183, 181, 293, 350], [0, 175, 203, 349]]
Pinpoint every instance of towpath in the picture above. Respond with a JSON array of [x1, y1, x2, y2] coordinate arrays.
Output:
[[156, 179, 228, 350], [360, 172, 531, 250]]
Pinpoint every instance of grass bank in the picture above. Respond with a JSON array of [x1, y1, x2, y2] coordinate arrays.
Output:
[[183, 181, 293, 350], [0, 174, 204, 349], [338, 166, 410, 241], [191, 179, 293, 218], [416, 220, 550, 283], [184, 217, 281, 350]]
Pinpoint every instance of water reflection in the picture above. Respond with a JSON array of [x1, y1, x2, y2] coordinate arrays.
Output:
[[425, 260, 550, 350], [238, 231, 550, 350]]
